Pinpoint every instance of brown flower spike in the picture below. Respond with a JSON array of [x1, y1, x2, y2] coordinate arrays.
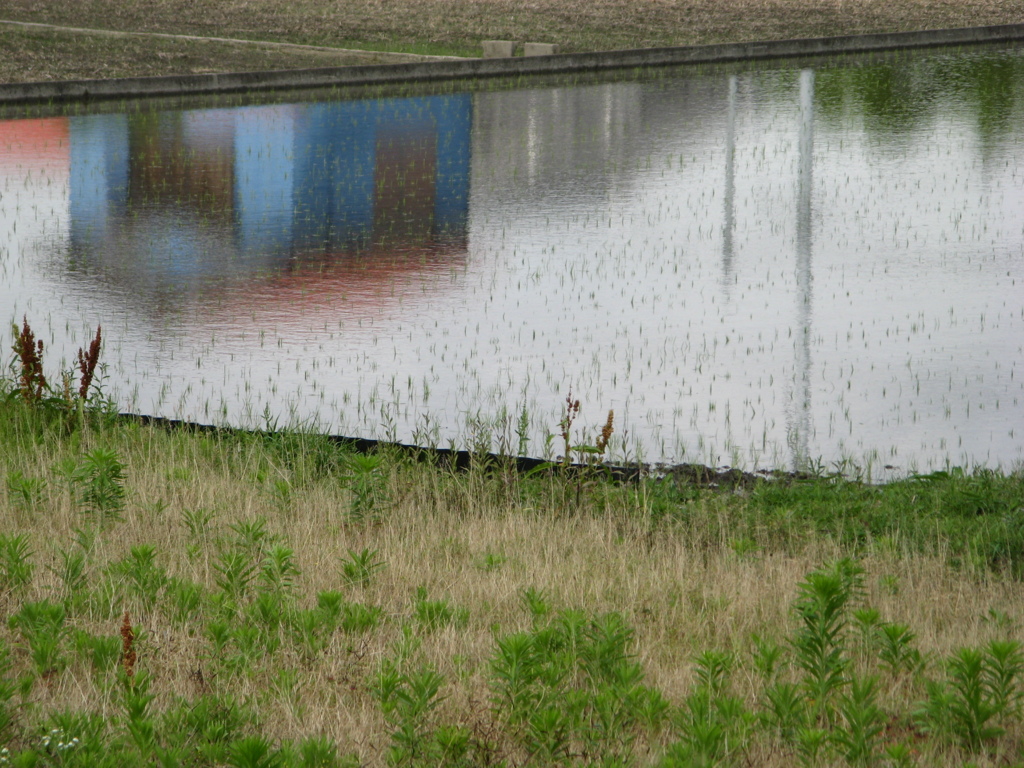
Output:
[[560, 390, 581, 465], [596, 410, 615, 455], [121, 610, 136, 678], [77, 325, 102, 401], [12, 317, 47, 403]]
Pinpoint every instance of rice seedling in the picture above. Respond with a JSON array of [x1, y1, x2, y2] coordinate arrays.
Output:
[[5, 45, 1022, 474]]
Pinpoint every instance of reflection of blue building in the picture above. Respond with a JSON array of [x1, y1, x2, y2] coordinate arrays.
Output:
[[69, 113, 129, 247], [68, 94, 473, 279]]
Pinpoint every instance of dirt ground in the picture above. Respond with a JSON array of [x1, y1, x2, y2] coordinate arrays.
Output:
[[1, 0, 1022, 81]]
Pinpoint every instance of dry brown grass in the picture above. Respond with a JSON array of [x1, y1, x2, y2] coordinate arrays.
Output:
[[0, 24, 428, 84], [7, 0, 1023, 52], [3, 420, 1023, 764], [2, 0, 1022, 82]]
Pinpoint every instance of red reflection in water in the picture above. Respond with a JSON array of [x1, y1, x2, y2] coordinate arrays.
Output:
[[194, 241, 468, 330], [0, 117, 70, 172]]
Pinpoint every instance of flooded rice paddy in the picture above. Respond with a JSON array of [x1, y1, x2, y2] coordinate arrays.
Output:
[[1, 46, 1023, 476]]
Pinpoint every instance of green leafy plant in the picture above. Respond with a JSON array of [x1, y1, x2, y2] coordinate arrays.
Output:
[[215, 549, 258, 607], [122, 668, 159, 757], [490, 608, 666, 766], [852, 607, 881, 655], [413, 587, 460, 632], [0, 533, 33, 598], [340, 547, 384, 587], [760, 681, 806, 743], [489, 631, 540, 723], [9, 599, 68, 676], [260, 544, 300, 596], [73, 630, 123, 679], [520, 586, 551, 622], [182, 507, 217, 555], [269, 477, 293, 512], [914, 639, 1023, 751], [343, 452, 387, 522], [340, 602, 382, 634], [50, 543, 88, 607], [0, 643, 17, 738], [246, 591, 286, 649], [833, 674, 885, 767], [985, 639, 1024, 718], [296, 735, 349, 768], [477, 550, 507, 572], [372, 663, 457, 767], [525, 700, 579, 764], [289, 607, 331, 659], [229, 517, 272, 555], [667, 650, 750, 768], [877, 622, 921, 676], [882, 742, 915, 768], [165, 577, 206, 627], [226, 735, 284, 768], [792, 559, 863, 723], [72, 448, 127, 523], [794, 726, 830, 768], [751, 634, 787, 682], [110, 544, 168, 612], [314, 590, 345, 626], [5, 471, 47, 513], [213, 520, 273, 610]]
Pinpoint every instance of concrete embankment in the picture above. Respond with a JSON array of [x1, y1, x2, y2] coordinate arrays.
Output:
[[1, 22, 1022, 104]]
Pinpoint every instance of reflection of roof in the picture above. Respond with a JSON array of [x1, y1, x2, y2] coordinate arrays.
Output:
[[0, 117, 69, 171], [194, 241, 468, 329]]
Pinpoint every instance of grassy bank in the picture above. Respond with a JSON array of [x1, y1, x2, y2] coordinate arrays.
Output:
[[0, 25, 427, 84], [3, 0, 1024, 81], [2, 336, 1024, 766]]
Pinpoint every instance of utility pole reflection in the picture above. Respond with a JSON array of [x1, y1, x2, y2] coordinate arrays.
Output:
[[722, 74, 738, 294], [791, 68, 815, 471]]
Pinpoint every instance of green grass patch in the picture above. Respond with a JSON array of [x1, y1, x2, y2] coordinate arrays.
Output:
[[1, 328, 1024, 765]]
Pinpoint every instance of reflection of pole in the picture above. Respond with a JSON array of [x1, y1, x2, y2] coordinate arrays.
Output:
[[793, 68, 814, 471], [722, 75, 737, 292]]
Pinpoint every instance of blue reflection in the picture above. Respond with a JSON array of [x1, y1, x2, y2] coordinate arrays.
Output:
[[67, 93, 472, 280], [69, 113, 129, 247]]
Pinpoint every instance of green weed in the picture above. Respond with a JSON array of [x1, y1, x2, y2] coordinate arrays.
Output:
[[9, 599, 68, 676], [73, 448, 127, 523], [340, 547, 384, 587], [0, 533, 33, 598], [915, 640, 1024, 751], [791, 558, 863, 723]]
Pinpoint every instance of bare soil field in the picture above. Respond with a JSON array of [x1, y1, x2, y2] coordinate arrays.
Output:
[[0, 24, 431, 84], [1, 0, 1022, 81]]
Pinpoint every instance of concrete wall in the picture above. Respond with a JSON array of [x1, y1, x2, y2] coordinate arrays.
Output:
[[2, 23, 1023, 105]]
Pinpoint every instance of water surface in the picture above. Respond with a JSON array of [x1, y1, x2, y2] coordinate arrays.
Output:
[[2, 47, 1022, 475]]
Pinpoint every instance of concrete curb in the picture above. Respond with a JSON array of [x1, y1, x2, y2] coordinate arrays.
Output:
[[1, 22, 1022, 105]]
